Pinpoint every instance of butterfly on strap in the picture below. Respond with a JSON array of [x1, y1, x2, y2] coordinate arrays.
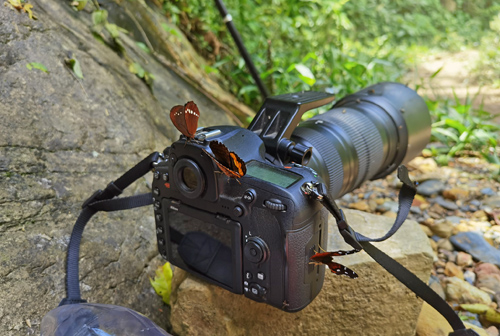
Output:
[[309, 248, 360, 279], [169, 101, 200, 140], [202, 141, 246, 181]]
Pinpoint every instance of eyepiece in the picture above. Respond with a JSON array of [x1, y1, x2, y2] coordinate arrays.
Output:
[[173, 158, 205, 199]]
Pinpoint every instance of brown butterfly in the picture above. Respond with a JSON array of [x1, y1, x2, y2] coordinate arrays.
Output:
[[309, 247, 360, 279], [169, 101, 200, 140], [203, 141, 246, 181]]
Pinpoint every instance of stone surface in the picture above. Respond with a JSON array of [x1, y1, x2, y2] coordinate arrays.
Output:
[[450, 232, 500, 267], [444, 277, 492, 305], [170, 209, 434, 336], [417, 180, 446, 197], [0, 1, 242, 334]]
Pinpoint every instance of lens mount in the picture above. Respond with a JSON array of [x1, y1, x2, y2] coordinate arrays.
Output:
[[173, 158, 205, 199]]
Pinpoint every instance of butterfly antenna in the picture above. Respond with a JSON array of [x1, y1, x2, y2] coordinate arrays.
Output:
[[318, 245, 327, 252]]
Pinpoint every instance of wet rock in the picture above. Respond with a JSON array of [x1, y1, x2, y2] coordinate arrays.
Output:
[[417, 180, 446, 197], [444, 277, 492, 305], [450, 232, 500, 267], [435, 196, 459, 210], [444, 262, 464, 279], [443, 187, 470, 200]]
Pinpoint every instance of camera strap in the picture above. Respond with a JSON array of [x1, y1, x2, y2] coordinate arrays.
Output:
[[60, 152, 160, 306], [303, 165, 478, 336]]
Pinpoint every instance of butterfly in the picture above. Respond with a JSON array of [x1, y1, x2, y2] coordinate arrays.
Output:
[[202, 141, 246, 181], [169, 101, 200, 140], [309, 247, 360, 279]]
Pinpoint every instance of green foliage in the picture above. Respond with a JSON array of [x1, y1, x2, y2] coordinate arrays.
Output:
[[427, 93, 499, 164], [65, 57, 84, 79], [26, 62, 48, 73], [150, 262, 173, 305]]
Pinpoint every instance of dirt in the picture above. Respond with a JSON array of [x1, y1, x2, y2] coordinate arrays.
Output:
[[405, 49, 500, 121]]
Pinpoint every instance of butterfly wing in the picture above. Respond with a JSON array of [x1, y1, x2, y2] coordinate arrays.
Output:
[[325, 261, 358, 279], [183, 101, 200, 138], [169, 101, 199, 139], [208, 141, 246, 178]]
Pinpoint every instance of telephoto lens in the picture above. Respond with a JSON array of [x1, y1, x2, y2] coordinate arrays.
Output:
[[291, 82, 431, 200]]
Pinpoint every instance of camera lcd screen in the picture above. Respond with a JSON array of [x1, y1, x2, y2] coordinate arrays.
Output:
[[166, 208, 235, 290], [246, 160, 301, 188]]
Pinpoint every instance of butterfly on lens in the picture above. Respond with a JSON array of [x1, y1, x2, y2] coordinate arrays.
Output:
[[202, 141, 246, 183], [309, 247, 360, 279], [169, 101, 200, 141]]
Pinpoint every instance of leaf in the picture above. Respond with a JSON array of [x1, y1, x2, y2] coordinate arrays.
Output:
[[26, 62, 48, 73], [71, 0, 87, 11], [136, 42, 151, 54], [290, 64, 316, 86], [150, 262, 173, 305], [461, 304, 500, 323], [129, 62, 145, 78], [92, 9, 108, 26], [444, 118, 467, 134], [65, 58, 84, 79]]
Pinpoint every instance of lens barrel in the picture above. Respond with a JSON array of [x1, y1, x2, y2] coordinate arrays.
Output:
[[291, 82, 431, 200]]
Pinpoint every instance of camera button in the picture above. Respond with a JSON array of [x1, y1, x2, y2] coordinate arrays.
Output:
[[162, 173, 169, 182], [257, 272, 265, 281], [245, 272, 253, 280], [155, 214, 163, 222], [153, 188, 160, 196], [154, 170, 160, 180], [233, 206, 244, 217], [250, 284, 260, 296], [264, 199, 287, 211], [243, 281, 249, 286], [242, 190, 255, 203]]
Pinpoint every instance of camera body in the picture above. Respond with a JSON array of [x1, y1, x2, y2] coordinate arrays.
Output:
[[152, 124, 329, 311], [152, 84, 430, 312]]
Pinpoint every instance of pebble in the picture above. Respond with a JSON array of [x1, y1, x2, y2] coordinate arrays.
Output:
[[450, 232, 500, 268], [417, 180, 446, 197], [428, 275, 446, 300], [445, 216, 463, 225], [483, 196, 500, 208], [348, 201, 369, 212], [444, 262, 464, 279], [470, 199, 482, 207], [443, 187, 470, 200], [376, 201, 399, 213], [456, 252, 473, 267], [444, 277, 492, 305], [437, 238, 454, 251], [486, 326, 499, 336], [419, 224, 433, 237], [481, 188, 496, 197], [463, 270, 476, 285], [435, 196, 459, 211], [431, 221, 454, 238]]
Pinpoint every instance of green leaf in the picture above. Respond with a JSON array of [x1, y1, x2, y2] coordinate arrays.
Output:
[[444, 118, 467, 134], [150, 262, 173, 305], [432, 128, 459, 142], [461, 304, 500, 324], [26, 62, 48, 73], [65, 58, 84, 79], [71, 0, 87, 11], [293, 64, 316, 86], [136, 42, 151, 54], [92, 9, 108, 26], [129, 62, 145, 78]]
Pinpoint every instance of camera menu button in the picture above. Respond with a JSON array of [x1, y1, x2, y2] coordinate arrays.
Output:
[[257, 272, 265, 281]]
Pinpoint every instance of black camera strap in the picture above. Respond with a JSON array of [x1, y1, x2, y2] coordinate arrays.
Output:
[[303, 165, 478, 336], [60, 152, 160, 306]]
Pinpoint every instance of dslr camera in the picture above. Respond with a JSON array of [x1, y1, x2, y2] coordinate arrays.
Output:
[[151, 82, 431, 312]]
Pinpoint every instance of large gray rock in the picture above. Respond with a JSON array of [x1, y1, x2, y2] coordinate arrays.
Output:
[[0, 1, 244, 334], [170, 209, 434, 336]]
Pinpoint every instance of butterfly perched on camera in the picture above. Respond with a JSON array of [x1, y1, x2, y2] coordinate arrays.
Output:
[[203, 141, 246, 182], [169, 101, 200, 140], [309, 248, 360, 279]]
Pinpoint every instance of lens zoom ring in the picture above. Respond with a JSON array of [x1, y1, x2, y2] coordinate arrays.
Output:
[[316, 109, 384, 188], [292, 127, 344, 198]]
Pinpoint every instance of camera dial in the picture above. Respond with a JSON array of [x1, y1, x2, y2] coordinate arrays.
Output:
[[173, 158, 205, 199], [244, 237, 269, 263]]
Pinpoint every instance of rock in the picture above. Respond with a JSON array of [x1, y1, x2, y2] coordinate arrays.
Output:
[[435, 196, 459, 210], [419, 224, 433, 237], [376, 200, 399, 213], [170, 209, 434, 336], [0, 1, 242, 334], [444, 262, 464, 279], [417, 180, 446, 197], [443, 187, 470, 200], [431, 221, 454, 238], [429, 275, 446, 300], [483, 196, 500, 209], [348, 201, 370, 211], [450, 232, 500, 267], [481, 188, 496, 197], [444, 277, 492, 305], [486, 326, 499, 336], [408, 157, 438, 173], [456, 252, 473, 267], [464, 270, 476, 285], [475, 263, 500, 280], [446, 216, 464, 225], [416, 302, 489, 336]]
